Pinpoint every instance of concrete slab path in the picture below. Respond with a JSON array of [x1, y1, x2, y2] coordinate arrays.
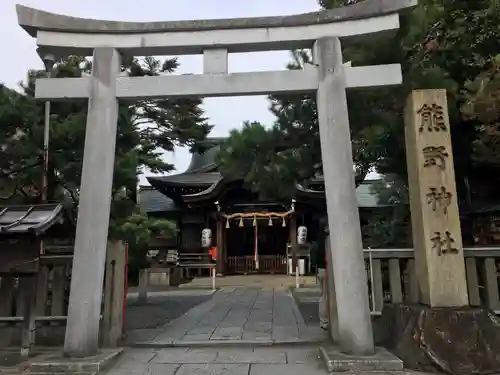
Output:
[[179, 275, 318, 289], [104, 346, 329, 375], [132, 287, 327, 346]]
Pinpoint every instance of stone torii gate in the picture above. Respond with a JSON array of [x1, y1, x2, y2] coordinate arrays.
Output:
[[17, 0, 416, 358]]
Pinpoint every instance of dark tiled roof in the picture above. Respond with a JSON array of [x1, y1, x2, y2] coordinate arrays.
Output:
[[142, 141, 383, 212], [138, 186, 177, 213], [185, 145, 220, 173], [139, 181, 382, 213], [147, 172, 222, 187], [0, 204, 64, 236], [296, 180, 381, 208]]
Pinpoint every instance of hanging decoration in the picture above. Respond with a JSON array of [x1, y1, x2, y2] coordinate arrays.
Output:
[[201, 228, 212, 248], [297, 226, 308, 245], [222, 209, 294, 228]]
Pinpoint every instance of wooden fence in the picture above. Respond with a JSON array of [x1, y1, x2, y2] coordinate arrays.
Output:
[[227, 255, 287, 274], [0, 241, 126, 348]]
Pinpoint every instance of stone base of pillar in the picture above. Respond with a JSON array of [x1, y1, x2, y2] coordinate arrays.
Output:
[[380, 304, 500, 374], [28, 348, 122, 373], [319, 346, 402, 372]]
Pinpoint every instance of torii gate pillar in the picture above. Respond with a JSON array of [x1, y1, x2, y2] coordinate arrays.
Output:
[[63, 48, 121, 357], [315, 36, 374, 355]]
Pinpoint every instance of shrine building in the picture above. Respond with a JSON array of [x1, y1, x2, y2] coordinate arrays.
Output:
[[139, 138, 387, 275]]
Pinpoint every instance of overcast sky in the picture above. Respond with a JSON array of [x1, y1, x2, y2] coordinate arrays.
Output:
[[2, 0, 379, 186], [1, 0, 324, 185]]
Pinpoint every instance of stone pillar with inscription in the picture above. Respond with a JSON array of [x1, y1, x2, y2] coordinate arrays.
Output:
[[404, 89, 469, 307]]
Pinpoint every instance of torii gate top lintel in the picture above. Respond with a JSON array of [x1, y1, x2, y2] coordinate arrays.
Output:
[[17, 0, 416, 36], [17, 0, 417, 56]]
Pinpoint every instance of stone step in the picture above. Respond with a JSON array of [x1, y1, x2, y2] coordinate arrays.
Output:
[[27, 372, 96, 375], [319, 346, 404, 373]]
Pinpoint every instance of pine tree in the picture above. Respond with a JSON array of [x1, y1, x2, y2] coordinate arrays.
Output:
[[0, 55, 212, 248], [218, 0, 500, 206]]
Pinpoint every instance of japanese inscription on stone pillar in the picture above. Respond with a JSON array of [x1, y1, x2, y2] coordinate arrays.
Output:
[[404, 89, 469, 307]]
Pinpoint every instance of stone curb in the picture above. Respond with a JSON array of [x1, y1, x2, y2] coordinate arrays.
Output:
[[130, 338, 328, 349], [286, 288, 308, 329]]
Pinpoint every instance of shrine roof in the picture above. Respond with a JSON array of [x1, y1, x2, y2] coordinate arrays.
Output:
[[0, 204, 64, 236], [146, 141, 223, 189], [185, 143, 221, 173], [147, 172, 222, 187], [138, 186, 176, 213], [142, 142, 385, 208], [139, 180, 383, 213]]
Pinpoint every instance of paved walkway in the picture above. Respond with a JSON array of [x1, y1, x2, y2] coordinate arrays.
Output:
[[131, 287, 327, 346], [104, 346, 328, 375], [179, 275, 318, 289]]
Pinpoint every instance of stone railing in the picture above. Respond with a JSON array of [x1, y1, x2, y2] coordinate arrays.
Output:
[[364, 247, 500, 314]]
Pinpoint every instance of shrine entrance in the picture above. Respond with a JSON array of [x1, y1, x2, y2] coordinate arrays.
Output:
[[18, 0, 417, 357], [224, 216, 289, 274]]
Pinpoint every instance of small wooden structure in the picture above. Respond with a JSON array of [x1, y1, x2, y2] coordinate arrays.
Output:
[[0, 204, 65, 356], [0, 205, 127, 350]]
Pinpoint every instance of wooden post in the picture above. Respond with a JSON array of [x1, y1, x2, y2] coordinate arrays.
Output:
[[404, 89, 468, 307], [35, 265, 49, 315], [19, 276, 37, 357], [51, 266, 66, 316], [289, 215, 298, 273], [0, 276, 15, 316], [138, 268, 148, 304], [102, 241, 126, 347], [216, 218, 224, 275]]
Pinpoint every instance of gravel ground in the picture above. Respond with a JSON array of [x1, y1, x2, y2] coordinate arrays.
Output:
[[125, 294, 213, 331], [291, 289, 320, 326]]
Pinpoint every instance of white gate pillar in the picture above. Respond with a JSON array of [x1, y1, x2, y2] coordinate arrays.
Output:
[[315, 36, 375, 355], [64, 47, 121, 357]]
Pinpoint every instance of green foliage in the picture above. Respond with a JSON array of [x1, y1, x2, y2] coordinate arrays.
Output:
[[218, 50, 377, 200], [217, 0, 500, 244], [110, 211, 177, 246], [362, 175, 411, 248], [217, 121, 301, 200], [1, 55, 211, 248]]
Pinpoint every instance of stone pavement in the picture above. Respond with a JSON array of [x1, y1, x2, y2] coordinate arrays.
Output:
[[179, 274, 318, 289], [104, 346, 329, 375], [133, 287, 327, 346]]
